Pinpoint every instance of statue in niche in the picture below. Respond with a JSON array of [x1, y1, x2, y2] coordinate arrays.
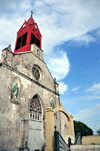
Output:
[[11, 83, 19, 99], [50, 100, 55, 108], [10, 79, 20, 104]]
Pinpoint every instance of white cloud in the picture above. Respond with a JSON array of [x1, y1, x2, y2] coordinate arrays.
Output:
[[97, 30, 100, 36], [74, 109, 95, 121], [0, 0, 100, 81], [0, 0, 100, 134], [73, 34, 96, 44], [46, 50, 70, 80], [67, 94, 100, 102], [86, 83, 100, 94], [71, 86, 81, 93], [59, 82, 68, 94], [74, 103, 100, 133], [0, 0, 100, 52], [34, 0, 100, 52]]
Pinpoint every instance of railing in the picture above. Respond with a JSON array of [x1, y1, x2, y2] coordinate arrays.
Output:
[[54, 130, 71, 151]]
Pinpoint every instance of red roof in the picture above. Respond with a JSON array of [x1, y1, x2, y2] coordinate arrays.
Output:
[[27, 16, 35, 25]]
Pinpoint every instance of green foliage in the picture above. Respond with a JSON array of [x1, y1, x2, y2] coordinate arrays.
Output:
[[74, 120, 93, 136]]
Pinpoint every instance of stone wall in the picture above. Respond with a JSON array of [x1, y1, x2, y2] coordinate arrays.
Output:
[[0, 47, 75, 151], [82, 135, 100, 145], [0, 49, 60, 151], [71, 145, 100, 151]]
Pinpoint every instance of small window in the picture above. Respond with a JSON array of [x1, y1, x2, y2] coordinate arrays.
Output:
[[37, 49, 39, 57], [33, 114, 34, 119], [37, 107, 40, 110], [30, 113, 32, 119], [37, 115, 39, 120], [30, 33, 40, 48], [30, 105, 33, 112]]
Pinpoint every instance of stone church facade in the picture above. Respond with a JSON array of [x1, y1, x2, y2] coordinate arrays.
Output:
[[0, 15, 74, 151]]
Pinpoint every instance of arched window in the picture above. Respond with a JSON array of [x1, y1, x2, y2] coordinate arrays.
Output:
[[29, 95, 42, 121]]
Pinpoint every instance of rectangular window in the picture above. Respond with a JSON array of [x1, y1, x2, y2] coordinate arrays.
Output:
[[37, 50, 39, 57], [36, 38, 40, 48], [15, 32, 27, 50], [30, 33, 35, 44], [21, 32, 27, 47], [16, 36, 22, 50], [30, 33, 40, 48], [30, 113, 32, 119], [37, 115, 39, 120]]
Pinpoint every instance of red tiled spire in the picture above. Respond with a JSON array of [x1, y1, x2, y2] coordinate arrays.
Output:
[[14, 12, 42, 54], [27, 16, 35, 25]]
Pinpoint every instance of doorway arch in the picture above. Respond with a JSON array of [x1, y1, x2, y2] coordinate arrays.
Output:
[[28, 94, 43, 151]]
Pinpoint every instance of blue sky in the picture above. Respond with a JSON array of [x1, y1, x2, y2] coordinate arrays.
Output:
[[0, 0, 100, 134]]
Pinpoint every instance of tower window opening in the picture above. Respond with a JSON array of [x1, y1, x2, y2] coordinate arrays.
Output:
[[30, 33, 35, 44], [15, 32, 27, 50], [30, 33, 40, 48], [16, 36, 21, 50], [21, 32, 27, 47], [36, 38, 40, 47]]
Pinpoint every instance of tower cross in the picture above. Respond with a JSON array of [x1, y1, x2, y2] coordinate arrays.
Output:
[[31, 10, 33, 17]]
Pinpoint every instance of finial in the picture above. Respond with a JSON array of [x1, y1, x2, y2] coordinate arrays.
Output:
[[31, 10, 33, 17], [8, 44, 12, 51]]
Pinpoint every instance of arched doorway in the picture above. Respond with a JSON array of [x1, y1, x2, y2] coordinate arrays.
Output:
[[28, 94, 43, 151]]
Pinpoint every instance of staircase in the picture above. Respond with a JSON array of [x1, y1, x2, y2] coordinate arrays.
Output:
[[54, 130, 71, 151]]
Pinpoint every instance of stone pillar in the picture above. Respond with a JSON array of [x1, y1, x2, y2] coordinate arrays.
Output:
[[68, 114, 75, 138], [45, 107, 54, 151]]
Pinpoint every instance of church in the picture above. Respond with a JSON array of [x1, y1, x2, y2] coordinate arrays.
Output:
[[0, 14, 74, 151]]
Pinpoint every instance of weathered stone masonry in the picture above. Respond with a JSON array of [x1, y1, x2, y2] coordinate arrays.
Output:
[[0, 15, 74, 151]]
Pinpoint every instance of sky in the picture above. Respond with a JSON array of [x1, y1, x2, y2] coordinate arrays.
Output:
[[0, 0, 100, 134]]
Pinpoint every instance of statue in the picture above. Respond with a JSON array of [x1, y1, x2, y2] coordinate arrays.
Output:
[[11, 83, 19, 100], [50, 100, 55, 108]]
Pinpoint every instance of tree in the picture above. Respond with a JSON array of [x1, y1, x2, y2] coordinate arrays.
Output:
[[96, 129, 100, 135], [74, 120, 93, 136]]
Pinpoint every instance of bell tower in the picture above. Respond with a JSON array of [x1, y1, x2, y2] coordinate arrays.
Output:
[[14, 13, 42, 54]]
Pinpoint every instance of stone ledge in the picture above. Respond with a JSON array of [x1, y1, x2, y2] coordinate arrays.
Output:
[[71, 144, 100, 149]]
